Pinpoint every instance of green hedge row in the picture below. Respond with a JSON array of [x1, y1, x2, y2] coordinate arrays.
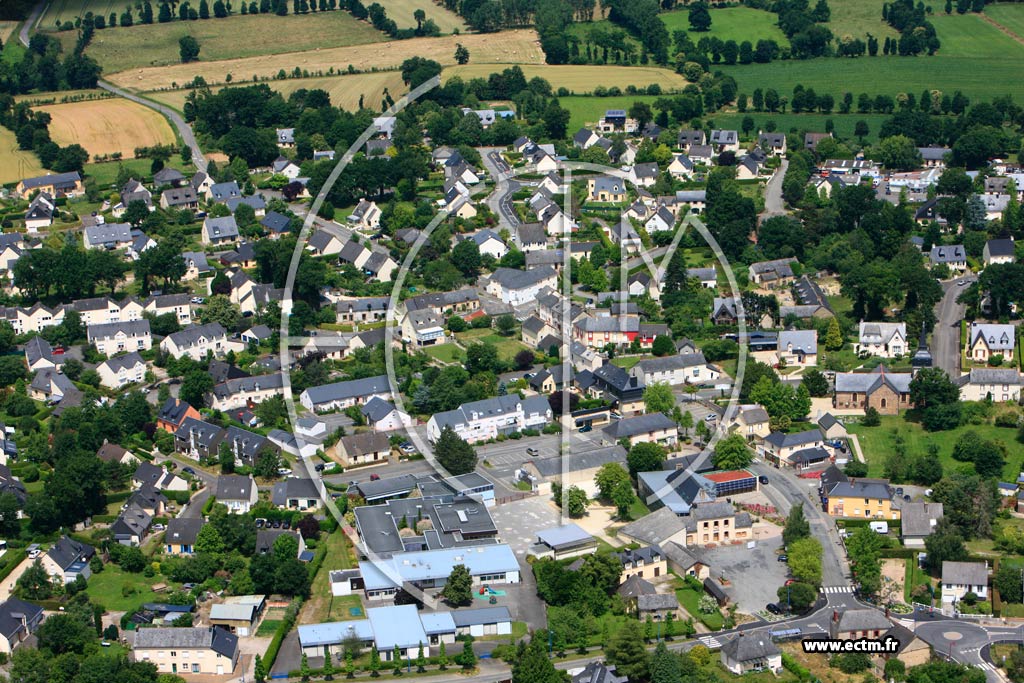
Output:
[[0, 550, 27, 585], [264, 598, 302, 671], [782, 653, 812, 681]]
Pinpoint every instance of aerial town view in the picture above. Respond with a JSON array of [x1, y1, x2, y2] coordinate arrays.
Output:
[[0, 0, 1022, 681]]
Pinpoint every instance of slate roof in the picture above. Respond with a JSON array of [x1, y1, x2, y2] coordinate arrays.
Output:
[[0, 597, 42, 641], [720, 633, 780, 662], [778, 329, 817, 355], [261, 211, 291, 234], [986, 238, 1015, 257], [165, 517, 204, 546], [489, 266, 557, 291], [134, 626, 238, 659], [837, 608, 891, 633], [21, 171, 80, 191], [84, 222, 132, 248], [215, 474, 255, 501], [942, 561, 987, 586], [834, 366, 912, 394], [302, 375, 390, 406], [969, 323, 1015, 352], [46, 536, 94, 571], [901, 502, 943, 538], [930, 245, 966, 263], [204, 216, 240, 240], [619, 508, 685, 546]]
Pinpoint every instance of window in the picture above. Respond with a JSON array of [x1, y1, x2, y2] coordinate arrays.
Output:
[[171, 652, 177, 657], [192, 664, 200, 673]]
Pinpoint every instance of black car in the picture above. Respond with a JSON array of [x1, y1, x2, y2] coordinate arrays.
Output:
[[777, 554, 788, 562], [765, 603, 782, 615], [758, 475, 769, 485], [182, 466, 196, 476], [314, 463, 327, 472]]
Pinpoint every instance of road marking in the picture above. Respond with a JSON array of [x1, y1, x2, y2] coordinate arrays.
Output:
[[698, 635, 722, 649], [821, 586, 854, 594]]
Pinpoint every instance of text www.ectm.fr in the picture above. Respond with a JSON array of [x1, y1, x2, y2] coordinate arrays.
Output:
[[802, 637, 901, 654]]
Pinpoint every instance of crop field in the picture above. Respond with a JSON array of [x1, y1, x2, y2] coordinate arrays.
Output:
[[444, 63, 688, 93], [67, 11, 386, 72], [986, 3, 1024, 40], [0, 21, 18, 44], [708, 112, 890, 143], [106, 29, 544, 90], [0, 126, 47, 184], [826, 0, 897, 40], [36, 98, 177, 158], [660, 6, 789, 46], [39, 0, 124, 29]]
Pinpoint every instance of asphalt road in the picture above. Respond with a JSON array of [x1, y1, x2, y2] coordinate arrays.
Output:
[[759, 159, 789, 221], [933, 277, 974, 378], [18, 1, 45, 47], [479, 147, 522, 232]]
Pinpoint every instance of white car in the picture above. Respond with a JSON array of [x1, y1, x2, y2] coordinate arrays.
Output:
[[28, 549, 40, 559], [152, 523, 165, 531], [190, 297, 205, 304], [277, 468, 292, 476]]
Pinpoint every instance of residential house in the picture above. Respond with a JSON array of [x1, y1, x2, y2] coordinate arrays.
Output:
[[686, 146, 714, 166], [855, 321, 907, 358], [28, 367, 79, 405], [758, 131, 787, 156], [759, 429, 824, 468], [941, 561, 988, 605], [668, 154, 694, 179], [160, 323, 228, 361], [160, 186, 199, 211], [153, 167, 186, 187], [157, 397, 201, 433], [215, 475, 258, 514], [720, 633, 782, 675], [276, 128, 295, 148], [833, 366, 912, 415], [956, 368, 1024, 402], [587, 176, 627, 203], [401, 309, 446, 347], [821, 473, 898, 520], [677, 129, 706, 151], [602, 413, 677, 448], [709, 129, 739, 153], [571, 663, 627, 683], [644, 205, 676, 233], [967, 322, 1016, 362], [901, 502, 944, 547], [589, 363, 646, 415], [485, 266, 558, 306], [97, 442, 137, 466], [41, 536, 94, 584], [335, 431, 392, 466], [24, 336, 60, 371], [876, 623, 932, 669], [631, 162, 659, 188], [572, 127, 601, 149], [776, 329, 818, 367], [984, 238, 1016, 266], [748, 258, 797, 287], [518, 223, 546, 252], [132, 627, 239, 675], [348, 199, 382, 231], [132, 461, 188, 492], [467, 229, 507, 259], [299, 375, 393, 413], [175, 418, 224, 461], [24, 192, 54, 231], [164, 517, 204, 555], [87, 320, 152, 357], [182, 251, 211, 281], [360, 397, 413, 432], [111, 502, 152, 546], [83, 222, 133, 250], [97, 352, 147, 389], [828, 608, 892, 640], [427, 395, 552, 444], [617, 546, 668, 582], [681, 501, 754, 547], [929, 245, 967, 272], [804, 132, 832, 152], [262, 211, 292, 238], [271, 156, 301, 179], [726, 404, 771, 442], [712, 297, 739, 325], [207, 181, 241, 203], [201, 216, 240, 246], [271, 477, 324, 511], [0, 598, 44, 654], [630, 353, 720, 386], [209, 373, 285, 412], [16, 171, 82, 198]]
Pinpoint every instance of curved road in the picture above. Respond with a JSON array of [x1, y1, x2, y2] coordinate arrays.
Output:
[[19, 1, 207, 174]]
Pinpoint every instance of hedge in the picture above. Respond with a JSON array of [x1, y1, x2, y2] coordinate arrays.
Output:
[[879, 548, 919, 559], [782, 653, 812, 681], [0, 550, 27, 584], [91, 514, 117, 524], [106, 490, 132, 504], [264, 597, 302, 671]]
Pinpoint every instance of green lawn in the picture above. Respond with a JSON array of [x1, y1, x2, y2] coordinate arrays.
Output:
[[661, 7, 789, 47], [847, 414, 1021, 482], [559, 95, 661, 134], [454, 329, 530, 362], [86, 564, 177, 612], [986, 3, 1024, 39], [423, 343, 466, 364], [305, 530, 360, 623], [708, 112, 890, 144], [826, 0, 898, 40], [676, 586, 724, 630], [610, 355, 644, 369], [85, 157, 190, 188], [256, 619, 282, 636], [904, 558, 933, 604]]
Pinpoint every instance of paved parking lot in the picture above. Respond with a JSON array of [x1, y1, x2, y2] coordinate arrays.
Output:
[[701, 535, 789, 614], [490, 495, 561, 555]]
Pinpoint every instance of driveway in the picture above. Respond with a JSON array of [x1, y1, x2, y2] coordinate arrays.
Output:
[[759, 159, 789, 221], [0, 556, 33, 602], [702, 536, 788, 614]]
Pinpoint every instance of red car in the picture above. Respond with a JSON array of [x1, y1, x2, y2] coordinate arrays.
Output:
[[52, 346, 65, 355]]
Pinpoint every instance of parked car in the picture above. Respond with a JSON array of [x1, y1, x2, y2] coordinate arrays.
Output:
[[400, 442, 417, 454], [526, 447, 539, 456], [152, 524, 165, 531], [579, 425, 593, 433], [758, 475, 769, 485], [895, 487, 904, 496], [765, 603, 782, 615], [777, 554, 788, 562], [704, 413, 717, 422], [277, 467, 292, 476], [182, 466, 196, 476], [369, 473, 381, 481], [314, 463, 326, 472], [255, 518, 266, 528]]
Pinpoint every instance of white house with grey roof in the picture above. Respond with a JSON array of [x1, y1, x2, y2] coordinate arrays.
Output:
[[209, 372, 284, 411], [720, 632, 781, 675], [299, 375, 393, 413], [307, 229, 343, 256], [427, 394, 552, 444], [97, 352, 147, 389], [83, 222, 133, 250], [777, 329, 817, 367], [201, 215, 240, 245], [602, 412, 678, 447], [160, 322, 229, 361], [87, 320, 152, 357], [485, 266, 558, 305], [133, 626, 239, 675], [929, 244, 967, 272], [360, 396, 413, 431], [630, 352, 720, 386], [956, 367, 1024, 402], [941, 561, 988, 605], [984, 238, 1016, 266], [855, 321, 907, 358], [967, 322, 1016, 362], [215, 474, 258, 514]]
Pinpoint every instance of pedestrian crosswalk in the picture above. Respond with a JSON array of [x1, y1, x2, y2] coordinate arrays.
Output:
[[978, 661, 996, 673], [698, 635, 723, 649], [821, 585, 855, 594]]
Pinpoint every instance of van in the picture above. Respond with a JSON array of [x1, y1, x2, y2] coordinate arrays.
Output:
[[869, 521, 889, 534]]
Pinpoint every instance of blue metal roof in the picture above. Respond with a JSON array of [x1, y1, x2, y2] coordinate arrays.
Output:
[[419, 612, 456, 634], [368, 605, 428, 650], [298, 620, 373, 648], [535, 523, 594, 550], [358, 544, 519, 591]]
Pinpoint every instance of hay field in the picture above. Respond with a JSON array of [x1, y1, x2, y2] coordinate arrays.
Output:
[[145, 70, 407, 113], [35, 98, 177, 158], [72, 11, 386, 72], [373, 0, 464, 32], [0, 127, 47, 184], [107, 29, 543, 91], [443, 63, 689, 93], [0, 22, 18, 45]]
